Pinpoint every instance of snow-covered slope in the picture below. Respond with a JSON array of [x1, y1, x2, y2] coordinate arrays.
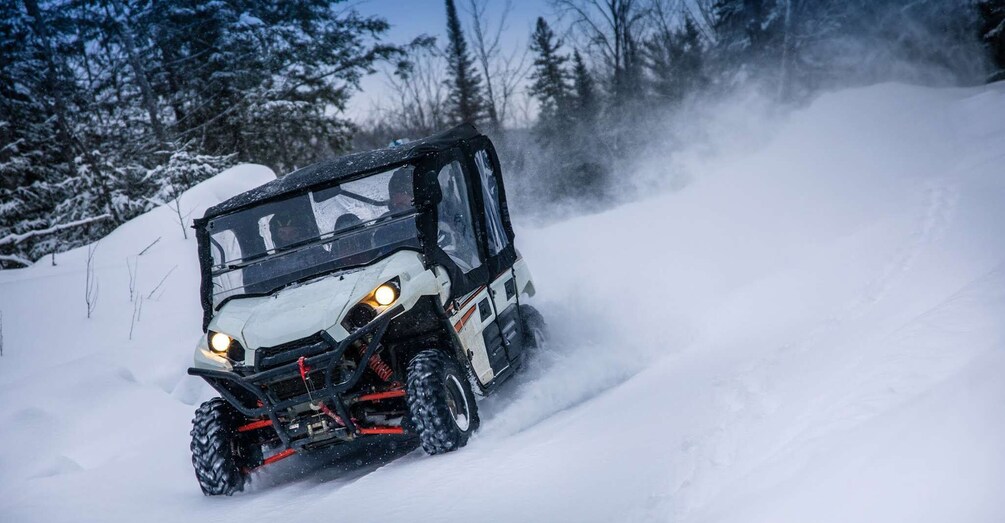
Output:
[[2, 83, 1004, 523]]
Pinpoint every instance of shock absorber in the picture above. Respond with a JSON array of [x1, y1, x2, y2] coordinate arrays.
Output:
[[356, 344, 394, 382]]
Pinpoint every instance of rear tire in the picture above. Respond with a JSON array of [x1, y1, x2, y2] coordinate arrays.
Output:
[[520, 305, 547, 351], [406, 349, 480, 454], [190, 398, 260, 496]]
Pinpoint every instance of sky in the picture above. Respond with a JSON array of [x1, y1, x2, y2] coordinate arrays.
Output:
[[346, 0, 552, 121]]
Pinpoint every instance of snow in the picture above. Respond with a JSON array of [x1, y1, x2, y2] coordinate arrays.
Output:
[[3, 82, 1005, 522]]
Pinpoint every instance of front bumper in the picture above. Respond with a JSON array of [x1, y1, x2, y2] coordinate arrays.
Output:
[[188, 304, 404, 448]]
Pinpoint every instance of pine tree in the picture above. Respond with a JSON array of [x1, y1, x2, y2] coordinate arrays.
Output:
[[527, 20, 608, 200], [2, 0, 406, 267], [710, 0, 782, 85], [146, 148, 236, 205], [528, 18, 572, 129], [645, 15, 706, 105], [566, 49, 607, 200], [1, 0, 90, 266], [443, 0, 486, 125], [147, 0, 405, 173], [978, 0, 1005, 81], [571, 50, 599, 126], [0, 0, 63, 194]]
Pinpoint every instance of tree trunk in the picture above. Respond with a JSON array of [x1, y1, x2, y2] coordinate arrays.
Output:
[[778, 0, 794, 101], [23, 0, 122, 224], [22, 0, 73, 157], [108, 0, 167, 145]]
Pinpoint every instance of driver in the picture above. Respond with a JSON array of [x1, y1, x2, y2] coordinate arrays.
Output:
[[271, 210, 312, 250], [373, 167, 414, 247], [245, 210, 321, 291], [386, 167, 414, 214]]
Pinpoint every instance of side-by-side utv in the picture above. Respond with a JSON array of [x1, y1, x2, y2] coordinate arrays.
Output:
[[187, 125, 545, 495]]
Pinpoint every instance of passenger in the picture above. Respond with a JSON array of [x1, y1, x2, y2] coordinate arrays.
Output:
[[375, 167, 414, 247], [334, 213, 363, 231], [386, 167, 414, 214], [333, 213, 370, 265]]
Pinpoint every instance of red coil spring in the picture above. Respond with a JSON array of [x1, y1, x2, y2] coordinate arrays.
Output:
[[357, 345, 394, 382]]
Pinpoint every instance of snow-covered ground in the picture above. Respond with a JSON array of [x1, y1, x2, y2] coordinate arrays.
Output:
[[2, 82, 1004, 522]]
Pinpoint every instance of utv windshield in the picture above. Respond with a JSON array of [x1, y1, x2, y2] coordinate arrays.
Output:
[[205, 165, 420, 306]]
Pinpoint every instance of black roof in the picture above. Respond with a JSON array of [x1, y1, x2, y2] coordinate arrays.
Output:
[[201, 124, 481, 220]]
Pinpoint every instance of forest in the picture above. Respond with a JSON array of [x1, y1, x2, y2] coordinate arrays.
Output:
[[2, 0, 1004, 267]]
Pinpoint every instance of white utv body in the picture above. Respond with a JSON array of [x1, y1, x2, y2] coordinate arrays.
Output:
[[187, 125, 544, 496]]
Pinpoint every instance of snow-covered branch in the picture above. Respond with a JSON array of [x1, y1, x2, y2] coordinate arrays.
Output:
[[0, 214, 111, 247], [0, 254, 32, 267]]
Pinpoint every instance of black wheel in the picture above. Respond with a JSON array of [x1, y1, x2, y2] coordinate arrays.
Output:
[[520, 304, 547, 351], [190, 398, 261, 496], [406, 349, 480, 455]]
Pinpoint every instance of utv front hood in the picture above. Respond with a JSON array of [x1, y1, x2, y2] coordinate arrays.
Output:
[[213, 269, 369, 350], [208, 250, 430, 356]]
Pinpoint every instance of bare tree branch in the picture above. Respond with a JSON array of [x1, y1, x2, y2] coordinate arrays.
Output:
[[138, 237, 161, 256], [463, 0, 532, 129], [377, 44, 450, 136], [129, 296, 143, 340], [685, 0, 718, 43], [495, 45, 532, 125], [147, 265, 177, 300], [467, 0, 506, 127], [552, 0, 649, 104], [127, 256, 139, 302], [85, 243, 99, 319]]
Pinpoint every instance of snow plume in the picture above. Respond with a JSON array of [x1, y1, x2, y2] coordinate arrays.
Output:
[[506, 0, 991, 224], [495, 81, 1005, 522]]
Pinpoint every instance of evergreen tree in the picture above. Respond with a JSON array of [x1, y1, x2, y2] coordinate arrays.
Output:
[[645, 15, 706, 104], [528, 17, 572, 132], [0, 0, 62, 196], [1, 0, 88, 266], [443, 0, 486, 125], [146, 147, 237, 205], [527, 20, 608, 200], [567, 49, 607, 201], [1, 0, 406, 267], [978, 0, 1005, 81], [710, 0, 782, 86], [149, 0, 405, 173], [571, 49, 599, 126]]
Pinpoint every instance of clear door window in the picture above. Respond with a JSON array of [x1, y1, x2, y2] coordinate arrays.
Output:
[[474, 149, 507, 255], [437, 161, 482, 273]]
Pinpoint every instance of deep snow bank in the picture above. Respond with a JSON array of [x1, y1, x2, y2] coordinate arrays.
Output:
[[0, 164, 276, 511], [2, 82, 1005, 523]]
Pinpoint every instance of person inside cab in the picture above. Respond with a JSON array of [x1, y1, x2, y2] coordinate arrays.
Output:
[[332, 213, 372, 265], [386, 166, 414, 215], [270, 210, 314, 250], [370, 167, 415, 249]]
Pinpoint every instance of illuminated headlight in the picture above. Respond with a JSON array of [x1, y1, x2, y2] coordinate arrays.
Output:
[[210, 332, 233, 354], [374, 282, 399, 306], [341, 278, 401, 333]]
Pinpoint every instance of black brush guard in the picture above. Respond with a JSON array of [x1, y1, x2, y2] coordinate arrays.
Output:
[[188, 304, 404, 448]]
